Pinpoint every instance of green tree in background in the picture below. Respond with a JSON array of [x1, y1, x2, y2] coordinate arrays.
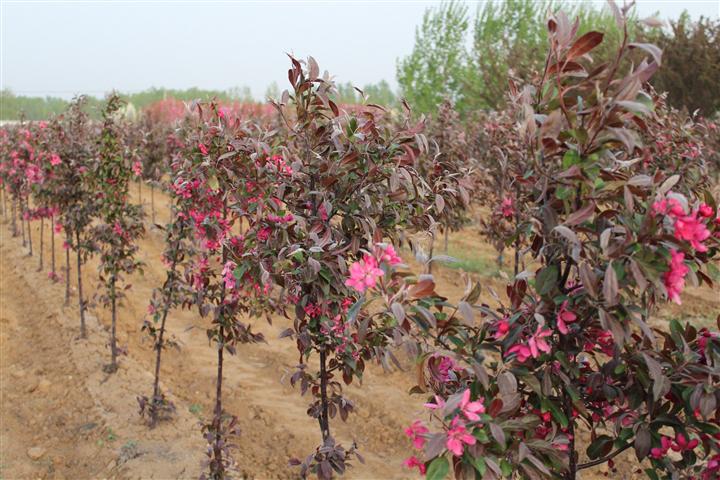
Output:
[[643, 13, 720, 117], [398, 0, 632, 114], [396, 1, 470, 114]]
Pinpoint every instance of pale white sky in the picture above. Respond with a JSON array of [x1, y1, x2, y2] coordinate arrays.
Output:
[[1, 0, 718, 99]]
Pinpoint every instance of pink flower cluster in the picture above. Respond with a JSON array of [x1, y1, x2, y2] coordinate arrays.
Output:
[[345, 255, 384, 293], [556, 300, 577, 334], [421, 389, 485, 456], [507, 325, 552, 362], [345, 244, 403, 294], [429, 354, 455, 383], [500, 196, 515, 218], [653, 193, 714, 304], [171, 177, 201, 200], [267, 213, 294, 224], [50, 154, 62, 166], [663, 249, 689, 305], [265, 155, 293, 176], [132, 160, 143, 177], [376, 244, 402, 266], [222, 261, 237, 290], [650, 433, 698, 459]]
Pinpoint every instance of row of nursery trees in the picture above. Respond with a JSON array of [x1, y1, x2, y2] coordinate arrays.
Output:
[[2, 4, 720, 479]]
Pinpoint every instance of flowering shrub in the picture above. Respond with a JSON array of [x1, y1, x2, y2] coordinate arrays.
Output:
[[50, 96, 98, 336], [349, 6, 720, 480], [173, 101, 278, 479], [90, 94, 145, 372], [419, 98, 474, 263], [264, 56, 433, 478]]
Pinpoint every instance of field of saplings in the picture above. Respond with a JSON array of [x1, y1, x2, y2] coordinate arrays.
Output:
[[1, 4, 720, 480]]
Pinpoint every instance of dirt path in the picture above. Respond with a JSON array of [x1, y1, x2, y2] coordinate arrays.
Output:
[[1, 185, 717, 480]]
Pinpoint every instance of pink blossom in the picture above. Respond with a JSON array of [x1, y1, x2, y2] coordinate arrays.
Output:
[[507, 326, 552, 362], [501, 197, 515, 218], [494, 317, 510, 339], [556, 300, 577, 335], [132, 161, 143, 177], [663, 249, 689, 305], [431, 355, 455, 382], [113, 221, 124, 238], [528, 325, 552, 358], [424, 395, 446, 411], [446, 417, 476, 456], [222, 261, 237, 290], [404, 421, 429, 450], [257, 227, 271, 241], [198, 143, 209, 156], [50, 154, 61, 166], [458, 389, 485, 422], [650, 436, 673, 459], [671, 432, 699, 452], [698, 203, 714, 218], [402, 456, 426, 475], [377, 244, 402, 266], [54, 222, 63, 234], [345, 255, 384, 293], [652, 197, 686, 217], [674, 212, 711, 252]]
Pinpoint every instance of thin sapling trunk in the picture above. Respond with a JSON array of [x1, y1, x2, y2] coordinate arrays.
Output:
[[319, 348, 331, 442], [50, 215, 56, 276], [65, 231, 71, 305], [38, 217, 44, 271], [26, 199, 32, 256], [76, 230, 86, 338]]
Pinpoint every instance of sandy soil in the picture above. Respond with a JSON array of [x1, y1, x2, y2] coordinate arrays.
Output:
[[0, 185, 717, 480]]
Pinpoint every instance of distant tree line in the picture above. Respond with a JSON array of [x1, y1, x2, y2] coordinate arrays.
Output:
[[0, 87, 257, 121], [1, 79, 398, 121]]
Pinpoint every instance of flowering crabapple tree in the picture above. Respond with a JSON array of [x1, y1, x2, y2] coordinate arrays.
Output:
[[51, 96, 99, 335], [138, 167, 196, 428], [91, 94, 146, 372], [25, 121, 62, 274], [137, 116, 174, 224], [175, 101, 276, 479], [264, 56, 433, 479], [420, 98, 473, 267], [473, 108, 533, 275], [354, 6, 720, 480]]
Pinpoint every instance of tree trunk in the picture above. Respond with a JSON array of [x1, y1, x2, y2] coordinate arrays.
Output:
[[38, 217, 44, 271], [319, 348, 331, 442], [150, 183, 155, 224], [20, 201, 26, 246], [149, 254, 179, 428], [427, 235, 434, 274], [65, 231, 70, 305], [444, 226, 449, 253], [138, 181, 142, 205], [50, 215, 56, 276], [26, 199, 32, 256], [150, 300, 171, 428], [563, 390, 577, 479], [210, 237, 229, 477], [109, 276, 118, 371], [11, 198, 18, 236], [76, 231, 86, 338], [211, 326, 225, 477]]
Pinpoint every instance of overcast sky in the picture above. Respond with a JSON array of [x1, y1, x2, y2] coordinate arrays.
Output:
[[1, 0, 719, 100]]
